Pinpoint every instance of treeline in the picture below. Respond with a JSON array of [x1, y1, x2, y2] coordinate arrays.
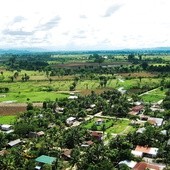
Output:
[[49, 65, 142, 77], [6, 56, 49, 70], [147, 64, 170, 72]]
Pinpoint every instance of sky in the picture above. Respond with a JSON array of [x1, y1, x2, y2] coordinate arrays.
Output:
[[0, 0, 170, 50]]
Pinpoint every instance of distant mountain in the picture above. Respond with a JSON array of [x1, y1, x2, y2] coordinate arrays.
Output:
[[0, 47, 170, 55], [0, 48, 49, 54]]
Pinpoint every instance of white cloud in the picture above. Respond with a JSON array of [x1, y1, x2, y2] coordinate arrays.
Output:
[[0, 0, 170, 50]]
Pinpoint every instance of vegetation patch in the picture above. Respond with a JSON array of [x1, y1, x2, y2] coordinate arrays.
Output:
[[83, 118, 133, 135], [0, 115, 16, 124], [141, 88, 167, 102]]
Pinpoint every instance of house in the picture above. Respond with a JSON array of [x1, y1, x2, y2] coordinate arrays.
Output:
[[1, 124, 12, 131], [118, 87, 126, 94], [131, 150, 143, 157], [37, 131, 45, 137], [131, 105, 144, 114], [55, 107, 64, 113], [28, 131, 45, 138], [8, 139, 21, 147], [66, 117, 76, 125], [81, 140, 94, 147], [68, 96, 78, 100], [90, 104, 96, 108], [136, 127, 146, 134], [35, 155, 56, 169], [35, 166, 41, 170], [62, 149, 72, 160], [133, 162, 165, 170], [128, 111, 139, 116], [150, 104, 164, 112], [133, 145, 158, 157], [95, 118, 104, 125], [6, 129, 14, 134], [147, 117, 163, 126], [134, 101, 142, 106], [90, 131, 103, 140], [86, 108, 93, 112], [119, 160, 137, 169]]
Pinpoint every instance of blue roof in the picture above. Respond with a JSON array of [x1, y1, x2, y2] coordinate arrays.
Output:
[[35, 155, 56, 165]]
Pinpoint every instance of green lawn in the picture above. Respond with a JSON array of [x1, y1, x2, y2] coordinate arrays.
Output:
[[106, 119, 133, 134], [83, 118, 115, 131], [83, 118, 134, 135], [0, 115, 16, 124], [141, 88, 167, 103], [0, 81, 71, 103], [0, 92, 68, 103]]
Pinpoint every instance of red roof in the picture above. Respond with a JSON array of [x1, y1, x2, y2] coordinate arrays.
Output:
[[132, 105, 143, 112], [91, 131, 103, 137], [135, 145, 151, 154], [133, 162, 160, 170], [85, 140, 94, 145]]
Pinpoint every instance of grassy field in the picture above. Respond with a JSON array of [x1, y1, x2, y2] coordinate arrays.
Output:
[[107, 78, 162, 90], [0, 77, 165, 102], [140, 88, 167, 103], [83, 118, 134, 135], [0, 115, 16, 124], [106, 119, 133, 134], [0, 92, 68, 103], [0, 81, 70, 103], [142, 55, 170, 61]]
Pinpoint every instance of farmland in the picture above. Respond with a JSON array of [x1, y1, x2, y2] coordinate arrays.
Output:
[[0, 52, 170, 170], [0, 77, 164, 104]]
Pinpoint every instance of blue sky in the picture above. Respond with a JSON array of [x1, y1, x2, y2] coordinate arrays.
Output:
[[0, 0, 170, 50]]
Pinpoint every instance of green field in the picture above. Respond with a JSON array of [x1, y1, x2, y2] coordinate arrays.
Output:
[[83, 118, 134, 135], [0, 91, 68, 103], [141, 88, 167, 103], [142, 55, 170, 61], [0, 115, 16, 124], [0, 76, 165, 103]]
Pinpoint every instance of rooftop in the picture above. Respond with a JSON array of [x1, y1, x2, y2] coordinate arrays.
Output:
[[147, 117, 163, 126], [8, 139, 21, 147], [119, 160, 137, 168], [91, 131, 103, 137], [131, 150, 143, 157], [37, 131, 45, 136], [133, 162, 160, 170], [68, 96, 78, 99], [135, 145, 158, 156], [131, 105, 144, 112], [67, 117, 76, 122], [35, 155, 56, 165]]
